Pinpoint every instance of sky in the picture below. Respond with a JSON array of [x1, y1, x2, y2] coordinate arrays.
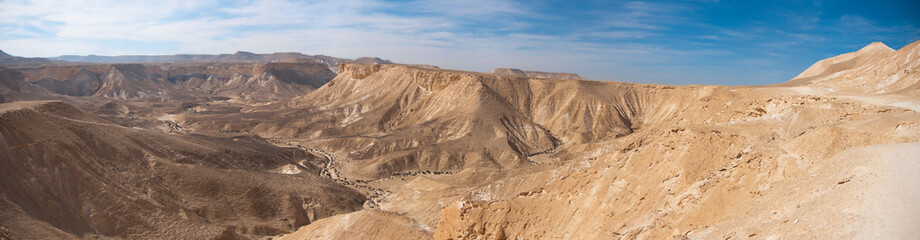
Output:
[[1, 0, 918, 85]]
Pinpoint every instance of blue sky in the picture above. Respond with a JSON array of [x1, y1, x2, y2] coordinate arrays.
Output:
[[1, 0, 918, 85]]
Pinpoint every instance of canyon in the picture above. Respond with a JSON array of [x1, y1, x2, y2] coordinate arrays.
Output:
[[0, 40, 918, 239]]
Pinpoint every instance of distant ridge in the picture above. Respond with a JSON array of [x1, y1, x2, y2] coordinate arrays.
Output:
[[0, 49, 54, 66], [491, 68, 586, 80], [52, 52, 395, 72], [14, 61, 336, 100]]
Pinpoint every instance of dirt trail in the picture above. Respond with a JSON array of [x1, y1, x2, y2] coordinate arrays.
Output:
[[268, 138, 397, 208]]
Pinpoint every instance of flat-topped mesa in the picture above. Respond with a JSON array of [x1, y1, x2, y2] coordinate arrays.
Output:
[[523, 71, 587, 80], [232, 50, 258, 57], [252, 61, 336, 87], [491, 68, 528, 77], [279, 57, 323, 63], [491, 68, 586, 80], [332, 63, 482, 92], [336, 62, 385, 77], [353, 57, 394, 64]]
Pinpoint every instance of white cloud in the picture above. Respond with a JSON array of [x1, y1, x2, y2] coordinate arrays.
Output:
[[0, 0, 724, 84], [2, 0, 915, 85], [0, 0, 772, 84]]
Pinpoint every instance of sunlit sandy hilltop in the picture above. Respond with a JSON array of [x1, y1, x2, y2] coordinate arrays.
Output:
[[0, 39, 918, 239]]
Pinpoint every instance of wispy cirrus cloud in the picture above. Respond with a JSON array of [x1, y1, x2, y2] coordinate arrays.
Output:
[[0, 0, 917, 85]]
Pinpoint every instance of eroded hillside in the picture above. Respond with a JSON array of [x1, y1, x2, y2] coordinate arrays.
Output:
[[0, 101, 366, 239]]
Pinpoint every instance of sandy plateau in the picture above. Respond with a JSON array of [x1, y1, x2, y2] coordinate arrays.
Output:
[[1, 41, 919, 239]]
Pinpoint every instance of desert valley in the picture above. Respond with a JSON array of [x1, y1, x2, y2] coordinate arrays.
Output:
[[0, 38, 919, 240]]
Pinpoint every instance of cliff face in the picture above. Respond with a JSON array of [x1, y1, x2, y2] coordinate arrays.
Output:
[[169, 62, 336, 100]]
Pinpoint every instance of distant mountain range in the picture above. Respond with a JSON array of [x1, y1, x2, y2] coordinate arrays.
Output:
[[491, 68, 586, 80], [0, 49, 401, 72], [51, 51, 394, 72], [0, 49, 55, 66]]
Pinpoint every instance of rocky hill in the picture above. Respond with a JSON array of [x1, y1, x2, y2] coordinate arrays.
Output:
[[0, 101, 365, 239], [265, 41, 915, 239], [425, 41, 920, 239], [0, 67, 54, 102], [0, 49, 54, 66], [184, 63, 678, 179], [782, 41, 920, 95]]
